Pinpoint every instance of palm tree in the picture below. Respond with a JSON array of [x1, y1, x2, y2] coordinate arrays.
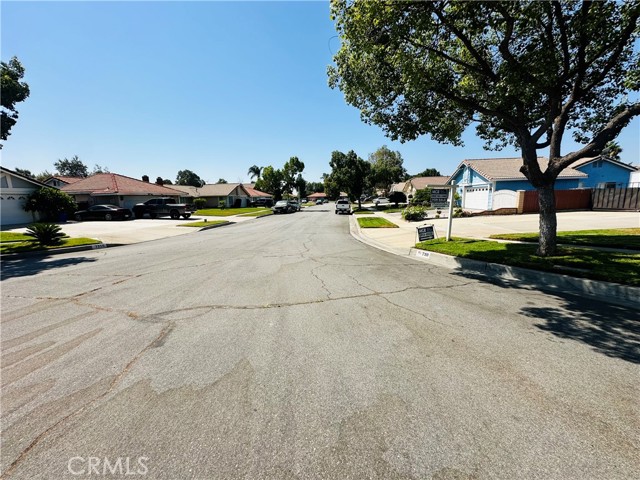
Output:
[[603, 141, 622, 161], [247, 165, 262, 181]]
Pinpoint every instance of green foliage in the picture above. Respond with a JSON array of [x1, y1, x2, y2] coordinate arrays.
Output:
[[35, 170, 53, 182], [306, 181, 324, 194], [216, 178, 228, 184], [411, 188, 431, 206], [357, 217, 399, 228], [255, 165, 284, 200], [328, 150, 371, 205], [388, 191, 406, 206], [329, 0, 640, 255], [412, 168, 442, 178], [193, 198, 207, 210], [282, 156, 305, 195], [368, 146, 406, 192], [25, 223, 66, 246], [322, 173, 341, 200], [14, 168, 34, 178], [91, 164, 109, 175], [176, 169, 205, 187], [1, 56, 30, 146], [401, 206, 426, 222], [23, 187, 77, 221], [55, 155, 88, 177], [247, 165, 262, 181]]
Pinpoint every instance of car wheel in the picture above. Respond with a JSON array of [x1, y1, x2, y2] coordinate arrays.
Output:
[[149, 212, 157, 219], [74, 214, 82, 222], [105, 213, 113, 221], [170, 210, 180, 220]]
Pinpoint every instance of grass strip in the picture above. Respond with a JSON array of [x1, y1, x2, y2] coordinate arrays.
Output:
[[415, 237, 640, 286], [0, 232, 32, 243], [196, 207, 270, 217], [238, 210, 273, 217], [178, 220, 229, 228], [490, 228, 640, 250], [0, 237, 101, 254], [357, 217, 399, 228], [353, 210, 375, 215]]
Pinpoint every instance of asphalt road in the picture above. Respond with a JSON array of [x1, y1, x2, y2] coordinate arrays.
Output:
[[1, 206, 638, 479]]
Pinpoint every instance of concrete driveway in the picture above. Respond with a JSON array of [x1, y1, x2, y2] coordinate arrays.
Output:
[[3, 214, 257, 245]]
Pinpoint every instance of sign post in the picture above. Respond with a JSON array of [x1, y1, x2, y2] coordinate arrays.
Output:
[[446, 181, 456, 241]]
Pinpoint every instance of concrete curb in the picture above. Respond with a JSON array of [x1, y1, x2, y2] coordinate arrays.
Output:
[[349, 216, 639, 307], [0, 242, 121, 260], [197, 221, 234, 231]]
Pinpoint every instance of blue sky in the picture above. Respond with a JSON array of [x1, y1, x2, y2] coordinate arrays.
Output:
[[2, 1, 639, 184]]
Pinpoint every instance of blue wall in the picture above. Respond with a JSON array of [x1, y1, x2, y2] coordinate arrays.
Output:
[[575, 160, 632, 188], [495, 179, 581, 191]]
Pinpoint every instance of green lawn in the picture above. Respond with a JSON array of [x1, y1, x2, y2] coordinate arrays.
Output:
[[357, 217, 399, 228], [490, 228, 640, 250], [0, 237, 102, 254], [415, 238, 640, 286], [0, 232, 32, 243], [238, 210, 273, 217], [353, 210, 375, 215], [196, 207, 270, 217], [178, 220, 229, 228]]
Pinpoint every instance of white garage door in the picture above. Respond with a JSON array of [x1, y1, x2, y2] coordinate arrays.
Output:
[[1, 196, 33, 226], [464, 186, 490, 211]]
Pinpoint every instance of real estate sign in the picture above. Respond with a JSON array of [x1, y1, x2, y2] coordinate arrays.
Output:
[[416, 224, 436, 242], [431, 189, 449, 207]]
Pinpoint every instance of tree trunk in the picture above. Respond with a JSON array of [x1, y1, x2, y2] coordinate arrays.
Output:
[[537, 185, 557, 256]]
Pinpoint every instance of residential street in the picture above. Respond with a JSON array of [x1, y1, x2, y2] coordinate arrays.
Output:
[[1, 206, 638, 479]]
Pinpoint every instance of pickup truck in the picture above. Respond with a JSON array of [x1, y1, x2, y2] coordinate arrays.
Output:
[[335, 199, 352, 215], [132, 198, 195, 219]]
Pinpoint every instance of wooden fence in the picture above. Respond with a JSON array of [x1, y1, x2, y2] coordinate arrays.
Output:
[[520, 189, 592, 213], [592, 187, 639, 211]]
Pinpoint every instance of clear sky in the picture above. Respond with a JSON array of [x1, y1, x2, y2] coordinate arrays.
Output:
[[2, 1, 639, 184]]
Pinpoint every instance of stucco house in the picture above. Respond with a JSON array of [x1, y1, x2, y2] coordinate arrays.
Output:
[[0, 166, 47, 226], [447, 157, 587, 211], [44, 175, 84, 189], [569, 155, 637, 188], [168, 183, 251, 208], [61, 173, 181, 210]]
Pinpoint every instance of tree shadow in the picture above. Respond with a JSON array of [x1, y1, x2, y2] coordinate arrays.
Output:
[[1, 255, 98, 281], [450, 270, 640, 364]]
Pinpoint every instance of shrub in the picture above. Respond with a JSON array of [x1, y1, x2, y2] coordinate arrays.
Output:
[[388, 191, 407, 206], [23, 187, 77, 221], [402, 206, 426, 221], [25, 223, 66, 246], [193, 198, 207, 210], [411, 188, 431, 206]]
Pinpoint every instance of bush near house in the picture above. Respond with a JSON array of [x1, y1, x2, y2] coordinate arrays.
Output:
[[23, 187, 76, 221]]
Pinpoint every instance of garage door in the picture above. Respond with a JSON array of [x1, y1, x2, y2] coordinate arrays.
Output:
[[1, 196, 33, 226], [464, 186, 490, 211]]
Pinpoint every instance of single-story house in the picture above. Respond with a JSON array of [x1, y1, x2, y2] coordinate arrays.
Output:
[[447, 157, 588, 211], [0, 166, 47, 226], [61, 173, 181, 210], [403, 176, 450, 200], [569, 155, 638, 188], [308, 192, 327, 201], [44, 175, 84, 189], [244, 184, 273, 202], [168, 183, 251, 208]]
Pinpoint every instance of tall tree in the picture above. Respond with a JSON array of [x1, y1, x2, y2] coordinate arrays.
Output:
[[176, 169, 205, 187], [603, 141, 623, 161], [328, 150, 371, 208], [306, 181, 325, 194], [35, 170, 53, 182], [322, 173, 341, 200], [91, 164, 109, 175], [54, 155, 88, 177], [329, 0, 640, 256], [412, 168, 442, 178], [255, 166, 284, 200], [282, 156, 305, 194], [1, 57, 30, 147], [14, 168, 34, 178], [247, 165, 262, 181], [368, 146, 407, 194]]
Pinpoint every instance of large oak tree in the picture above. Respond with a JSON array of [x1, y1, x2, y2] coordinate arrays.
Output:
[[329, 0, 640, 255]]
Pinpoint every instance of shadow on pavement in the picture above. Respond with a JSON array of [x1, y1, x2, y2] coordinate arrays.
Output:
[[451, 270, 640, 364], [1, 255, 98, 281]]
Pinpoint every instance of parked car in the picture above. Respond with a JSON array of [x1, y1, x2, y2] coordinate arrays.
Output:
[[315, 199, 324, 205], [253, 198, 274, 207], [335, 199, 352, 215], [271, 200, 297, 214], [132, 197, 195, 219], [74, 204, 133, 221], [289, 200, 301, 211], [374, 197, 390, 206]]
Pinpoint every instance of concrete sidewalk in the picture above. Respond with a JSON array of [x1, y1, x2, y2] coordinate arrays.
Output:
[[356, 209, 639, 251], [350, 209, 640, 306]]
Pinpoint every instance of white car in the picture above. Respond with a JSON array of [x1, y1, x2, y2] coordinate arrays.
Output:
[[373, 197, 389, 206]]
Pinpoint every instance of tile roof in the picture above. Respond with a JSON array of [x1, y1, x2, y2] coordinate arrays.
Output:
[[45, 175, 84, 185], [243, 185, 272, 197], [454, 157, 587, 181], [61, 173, 183, 196], [408, 177, 450, 190], [308, 192, 327, 198]]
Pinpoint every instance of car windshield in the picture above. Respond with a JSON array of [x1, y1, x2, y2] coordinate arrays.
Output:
[[275, 201, 287, 206]]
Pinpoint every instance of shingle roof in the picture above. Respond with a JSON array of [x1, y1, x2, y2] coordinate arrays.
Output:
[[570, 156, 637, 171], [408, 177, 450, 189], [61, 173, 183, 196], [168, 183, 250, 197], [243, 185, 272, 198], [390, 182, 408, 192], [454, 157, 587, 181]]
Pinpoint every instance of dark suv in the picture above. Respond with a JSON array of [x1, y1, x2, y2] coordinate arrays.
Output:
[[272, 200, 297, 214]]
